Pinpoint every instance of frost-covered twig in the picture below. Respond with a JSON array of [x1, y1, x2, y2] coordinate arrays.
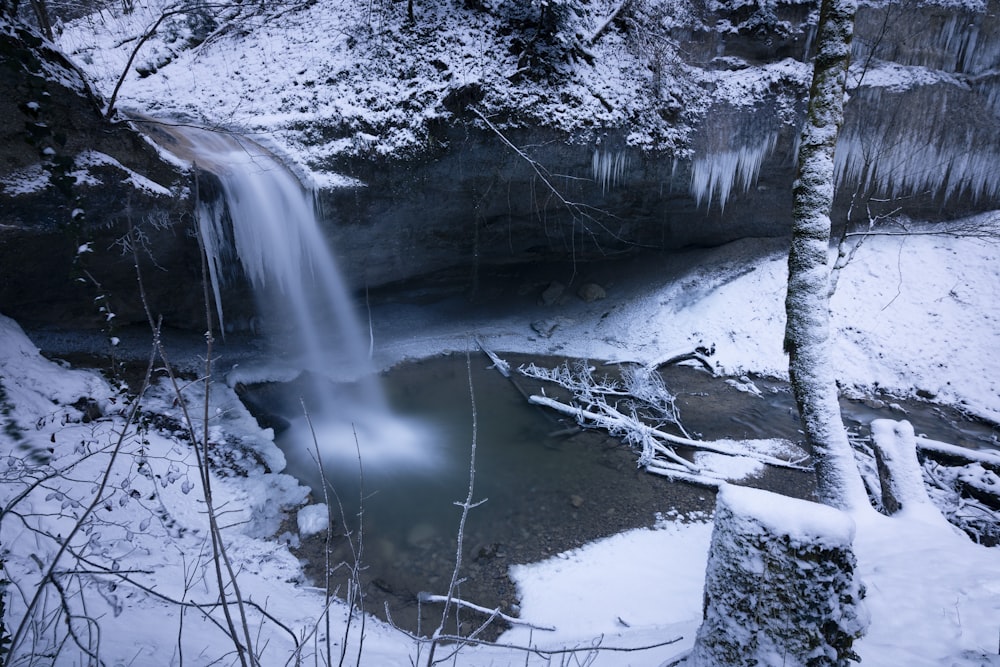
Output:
[[2, 331, 158, 666], [417, 593, 554, 632], [530, 394, 807, 471], [409, 632, 683, 660], [644, 460, 723, 489], [521, 360, 808, 473], [528, 394, 700, 470]]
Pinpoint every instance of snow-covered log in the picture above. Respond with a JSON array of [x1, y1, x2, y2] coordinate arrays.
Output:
[[686, 485, 868, 667], [915, 436, 1000, 473]]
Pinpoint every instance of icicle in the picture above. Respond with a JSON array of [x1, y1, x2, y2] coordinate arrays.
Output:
[[835, 112, 1000, 204], [689, 133, 777, 212], [592, 148, 631, 194]]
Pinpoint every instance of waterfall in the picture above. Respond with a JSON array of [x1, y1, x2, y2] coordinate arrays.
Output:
[[180, 128, 380, 399], [148, 123, 439, 474]]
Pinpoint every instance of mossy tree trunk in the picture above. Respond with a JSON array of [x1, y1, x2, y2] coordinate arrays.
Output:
[[784, 0, 870, 512]]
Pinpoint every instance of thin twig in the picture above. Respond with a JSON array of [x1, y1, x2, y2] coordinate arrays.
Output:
[[426, 348, 484, 666], [417, 594, 554, 631]]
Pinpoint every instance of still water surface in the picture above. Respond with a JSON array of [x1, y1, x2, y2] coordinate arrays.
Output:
[[266, 352, 996, 635]]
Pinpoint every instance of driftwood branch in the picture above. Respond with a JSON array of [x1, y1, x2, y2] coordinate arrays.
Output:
[[645, 350, 715, 374], [528, 394, 808, 471]]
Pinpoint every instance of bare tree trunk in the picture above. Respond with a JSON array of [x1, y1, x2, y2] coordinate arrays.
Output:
[[784, 0, 870, 512], [28, 0, 52, 39]]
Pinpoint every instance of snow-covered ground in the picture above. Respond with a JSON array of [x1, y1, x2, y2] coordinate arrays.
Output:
[[4, 0, 1000, 662], [3, 212, 999, 665]]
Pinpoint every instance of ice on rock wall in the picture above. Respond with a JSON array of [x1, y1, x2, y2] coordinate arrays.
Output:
[[689, 133, 778, 212], [592, 148, 631, 194], [855, 7, 1000, 77], [836, 83, 1000, 204]]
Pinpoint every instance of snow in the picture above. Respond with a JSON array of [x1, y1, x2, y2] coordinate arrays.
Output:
[[72, 150, 174, 196], [870, 418, 951, 522], [0, 164, 50, 196], [55, 0, 705, 167], [5, 0, 1000, 662], [3, 205, 1000, 664], [687, 485, 868, 667], [505, 518, 713, 649], [297, 503, 329, 536], [0, 150, 173, 197], [716, 484, 856, 548]]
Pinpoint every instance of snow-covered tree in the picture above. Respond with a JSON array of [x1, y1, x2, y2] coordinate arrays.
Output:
[[784, 0, 870, 512]]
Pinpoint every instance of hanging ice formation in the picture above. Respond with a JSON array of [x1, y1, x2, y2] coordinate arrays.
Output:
[[592, 148, 631, 193], [837, 7, 1000, 205], [689, 133, 778, 212]]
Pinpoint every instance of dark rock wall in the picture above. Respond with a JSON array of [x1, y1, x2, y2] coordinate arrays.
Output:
[[2, 1, 999, 332], [321, 123, 799, 291], [0, 19, 194, 329]]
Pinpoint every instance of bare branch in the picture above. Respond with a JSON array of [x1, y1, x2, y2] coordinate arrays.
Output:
[[416, 593, 554, 632]]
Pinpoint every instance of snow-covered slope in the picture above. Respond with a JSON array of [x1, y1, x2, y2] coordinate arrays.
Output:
[[3, 209, 1000, 664]]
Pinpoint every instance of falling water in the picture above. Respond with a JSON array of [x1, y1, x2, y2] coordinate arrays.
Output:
[[150, 123, 435, 472]]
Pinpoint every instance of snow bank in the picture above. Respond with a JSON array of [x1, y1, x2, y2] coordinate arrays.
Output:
[[542, 218, 1000, 423], [0, 313, 317, 665], [504, 517, 713, 653]]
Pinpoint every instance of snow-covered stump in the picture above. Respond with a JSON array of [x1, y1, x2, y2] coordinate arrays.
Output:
[[687, 485, 868, 667], [870, 419, 935, 515]]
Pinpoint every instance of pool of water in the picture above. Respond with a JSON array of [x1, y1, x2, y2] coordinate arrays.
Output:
[[252, 352, 997, 636]]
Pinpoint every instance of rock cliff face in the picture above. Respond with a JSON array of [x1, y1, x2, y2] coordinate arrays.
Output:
[[320, 122, 799, 292], [314, 0, 1000, 293], [1, 1, 998, 331], [0, 18, 193, 329]]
